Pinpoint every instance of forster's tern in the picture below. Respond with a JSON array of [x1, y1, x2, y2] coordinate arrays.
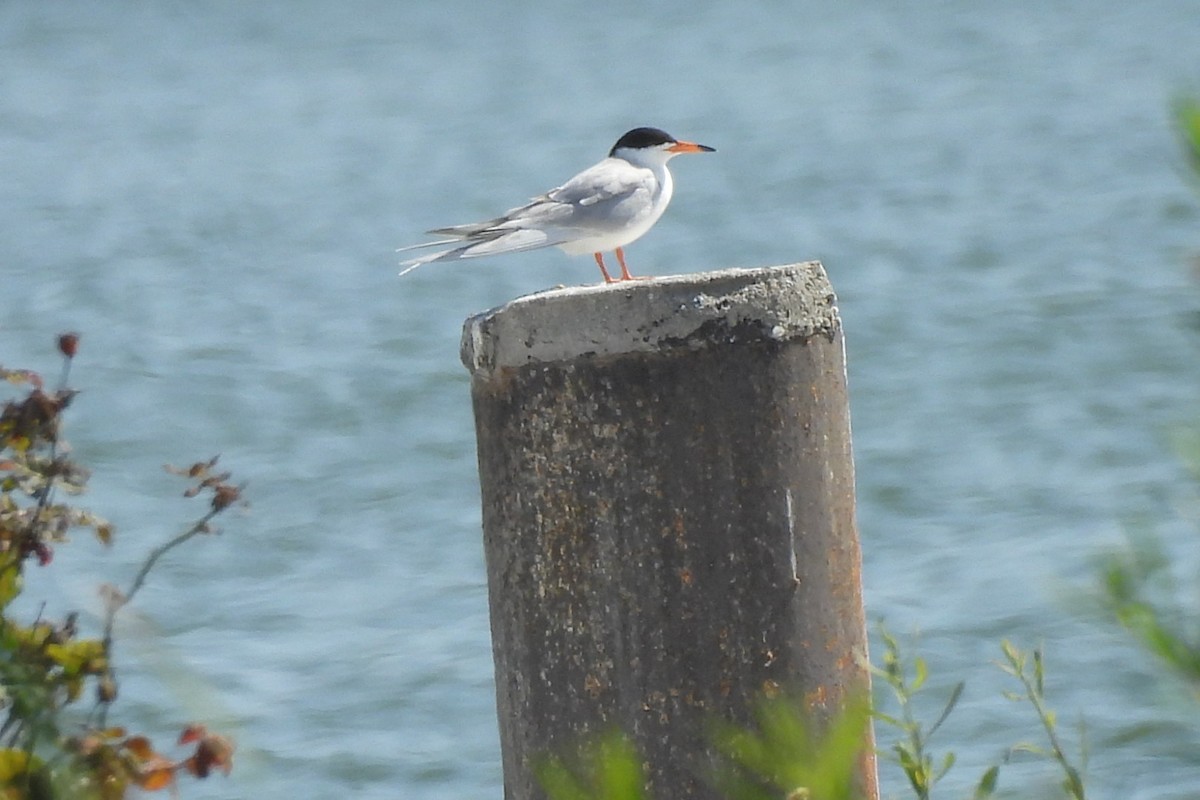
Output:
[[398, 127, 714, 283]]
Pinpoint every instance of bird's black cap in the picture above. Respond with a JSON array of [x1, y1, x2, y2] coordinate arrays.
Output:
[[609, 127, 677, 156]]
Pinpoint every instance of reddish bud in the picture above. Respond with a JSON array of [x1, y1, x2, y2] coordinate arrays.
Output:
[[21, 538, 54, 566], [177, 724, 206, 745], [57, 332, 80, 359], [185, 731, 235, 778], [122, 735, 155, 760], [211, 484, 241, 512]]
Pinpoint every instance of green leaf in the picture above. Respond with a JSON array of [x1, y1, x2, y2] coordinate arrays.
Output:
[[1001, 641, 1029, 675], [534, 731, 647, 800], [1174, 94, 1200, 175], [972, 765, 1000, 799], [927, 681, 964, 738], [0, 748, 31, 782], [871, 711, 904, 729], [912, 657, 928, 692], [1063, 765, 1086, 800], [934, 751, 956, 781], [596, 733, 645, 800], [0, 552, 22, 610], [894, 744, 920, 773], [1008, 741, 1046, 757], [710, 692, 870, 800], [534, 757, 593, 800]]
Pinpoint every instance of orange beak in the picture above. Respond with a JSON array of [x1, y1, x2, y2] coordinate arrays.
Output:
[[668, 140, 716, 154]]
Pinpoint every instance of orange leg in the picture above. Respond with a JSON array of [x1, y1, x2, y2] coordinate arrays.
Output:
[[593, 252, 615, 283], [615, 247, 636, 281]]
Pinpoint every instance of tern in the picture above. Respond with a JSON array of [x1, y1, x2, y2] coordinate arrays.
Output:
[[397, 127, 714, 283]]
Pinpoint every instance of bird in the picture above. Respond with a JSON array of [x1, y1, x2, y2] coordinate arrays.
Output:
[[397, 127, 714, 283]]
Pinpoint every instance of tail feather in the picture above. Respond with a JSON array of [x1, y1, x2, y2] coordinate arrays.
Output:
[[397, 229, 566, 277], [396, 244, 470, 278], [427, 220, 500, 237], [395, 237, 466, 255]]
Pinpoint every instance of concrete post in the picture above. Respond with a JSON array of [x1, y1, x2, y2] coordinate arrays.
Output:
[[461, 263, 876, 800]]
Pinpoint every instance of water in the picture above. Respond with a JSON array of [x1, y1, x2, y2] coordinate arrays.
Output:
[[2, 2, 1200, 798]]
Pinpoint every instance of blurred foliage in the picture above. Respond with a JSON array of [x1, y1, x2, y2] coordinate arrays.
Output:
[[1088, 403, 1200, 695], [708, 692, 871, 800], [1094, 528, 1200, 695], [1174, 94, 1200, 185], [0, 334, 237, 798], [1087, 96, 1200, 690], [533, 694, 871, 800], [534, 730, 648, 800], [534, 635, 1108, 800]]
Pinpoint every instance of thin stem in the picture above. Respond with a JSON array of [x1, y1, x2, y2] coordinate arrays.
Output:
[[102, 509, 218, 647], [900, 683, 930, 800], [97, 507, 219, 726], [1016, 665, 1073, 783]]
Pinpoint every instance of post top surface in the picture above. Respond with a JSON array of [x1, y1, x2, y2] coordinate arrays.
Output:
[[460, 262, 839, 377]]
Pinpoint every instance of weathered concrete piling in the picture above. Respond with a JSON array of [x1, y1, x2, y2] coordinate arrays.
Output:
[[461, 263, 877, 800]]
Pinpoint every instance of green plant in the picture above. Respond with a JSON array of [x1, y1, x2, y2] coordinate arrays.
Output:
[[1089, 423, 1200, 695], [534, 730, 648, 800], [1094, 529, 1200, 695], [870, 625, 996, 800], [1088, 94, 1200, 695], [1173, 93, 1200, 184], [997, 642, 1087, 800], [532, 693, 873, 800], [0, 334, 237, 798], [708, 692, 872, 800], [531, 635, 1110, 800]]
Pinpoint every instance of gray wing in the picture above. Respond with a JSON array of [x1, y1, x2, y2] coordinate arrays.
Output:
[[547, 159, 647, 208], [397, 157, 649, 275]]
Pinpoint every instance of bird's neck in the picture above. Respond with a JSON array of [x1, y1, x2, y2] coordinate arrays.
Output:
[[656, 163, 674, 207], [616, 150, 674, 207]]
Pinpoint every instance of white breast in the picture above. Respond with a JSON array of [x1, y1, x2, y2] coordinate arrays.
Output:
[[556, 163, 674, 255]]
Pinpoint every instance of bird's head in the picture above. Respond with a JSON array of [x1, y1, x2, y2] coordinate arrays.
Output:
[[609, 127, 715, 166]]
